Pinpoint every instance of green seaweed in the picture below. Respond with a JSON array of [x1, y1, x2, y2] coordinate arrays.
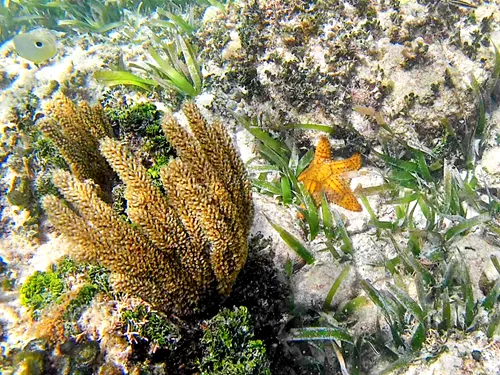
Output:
[[20, 268, 66, 319], [121, 304, 179, 350], [199, 306, 271, 375]]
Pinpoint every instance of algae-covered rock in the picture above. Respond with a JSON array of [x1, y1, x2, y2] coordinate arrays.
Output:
[[197, 0, 500, 153], [12, 339, 51, 375]]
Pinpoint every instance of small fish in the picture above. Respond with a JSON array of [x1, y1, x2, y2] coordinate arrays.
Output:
[[13, 28, 57, 64]]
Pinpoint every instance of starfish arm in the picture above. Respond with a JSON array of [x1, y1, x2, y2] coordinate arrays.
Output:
[[325, 153, 362, 173], [337, 191, 362, 212], [297, 164, 313, 182], [314, 136, 332, 160], [298, 162, 323, 194], [323, 177, 362, 212]]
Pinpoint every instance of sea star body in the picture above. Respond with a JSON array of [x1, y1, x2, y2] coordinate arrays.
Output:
[[298, 135, 362, 212]]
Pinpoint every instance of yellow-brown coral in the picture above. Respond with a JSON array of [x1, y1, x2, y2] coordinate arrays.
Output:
[[298, 135, 362, 212], [36, 92, 114, 190], [42, 100, 253, 315]]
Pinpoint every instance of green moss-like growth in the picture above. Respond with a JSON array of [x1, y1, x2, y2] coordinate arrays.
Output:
[[32, 137, 68, 170], [61, 261, 110, 338], [20, 257, 110, 323], [57, 256, 110, 293], [143, 122, 173, 156], [104, 101, 175, 186], [13, 350, 47, 375], [147, 154, 170, 186], [63, 284, 99, 335], [121, 304, 180, 350], [20, 268, 66, 319], [106, 101, 162, 135], [199, 306, 271, 375]]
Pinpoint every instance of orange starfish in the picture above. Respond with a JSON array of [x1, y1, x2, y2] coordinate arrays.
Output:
[[298, 135, 362, 212]]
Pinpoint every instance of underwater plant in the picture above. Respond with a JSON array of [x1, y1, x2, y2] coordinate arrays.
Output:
[[199, 306, 271, 375], [96, 34, 203, 97], [238, 115, 357, 260], [36, 92, 114, 191], [41, 95, 253, 315]]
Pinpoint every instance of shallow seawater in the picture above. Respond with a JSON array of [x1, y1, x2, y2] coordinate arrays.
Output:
[[1, 0, 500, 374]]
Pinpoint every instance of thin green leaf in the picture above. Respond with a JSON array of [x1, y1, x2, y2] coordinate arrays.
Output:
[[389, 192, 419, 205], [411, 323, 426, 351], [443, 163, 457, 215], [387, 284, 425, 323], [374, 151, 419, 173], [148, 46, 197, 97], [147, 19, 175, 28], [298, 182, 319, 241], [460, 258, 475, 328], [385, 256, 400, 276], [281, 176, 292, 205], [408, 232, 422, 256], [362, 280, 405, 347], [418, 195, 435, 229], [257, 143, 288, 170], [491, 255, 500, 275], [470, 75, 486, 137], [487, 309, 500, 338], [206, 0, 226, 11], [178, 36, 202, 94], [441, 260, 457, 290], [413, 149, 432, 182], [360, 194, 397, 229], [285, 123, 335, 133], [159, 10, 196, 34], [323, 265, 351, 310], [332, 208, 353, 254], [296, 149, 314, 175], [248, 164, 281, 173], [378, 355, 414, 375], [324, 241, 341, 259], [287, 327, 353, 344], [482, 278, 500, 311], [94, 70, 156, 91], [239, 120, 290, 159], [321, 194, 335, 238], [288, 144, 299, 174], [444, 213, 491, 242], [266, 215, 315, 264], [492, 42, 500, 83], [390, 170, 418, 189], [415, 273, 427, 312], [442, 287, 451, 331], [388, 234, 433, 284], [335, 295, 371, 320], [359, 194, 377, 221], [251, 179, 281, 195], [360, 280, 390, 320]]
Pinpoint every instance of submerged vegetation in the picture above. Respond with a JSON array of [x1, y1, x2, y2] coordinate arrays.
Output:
[[1, 0, 500, 374], [0, 0, 205, 42], [199, 306, 271, 375], [95, 34, 203, 97], [40, 94, 253, 315], [241, 96, 499, 372]]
